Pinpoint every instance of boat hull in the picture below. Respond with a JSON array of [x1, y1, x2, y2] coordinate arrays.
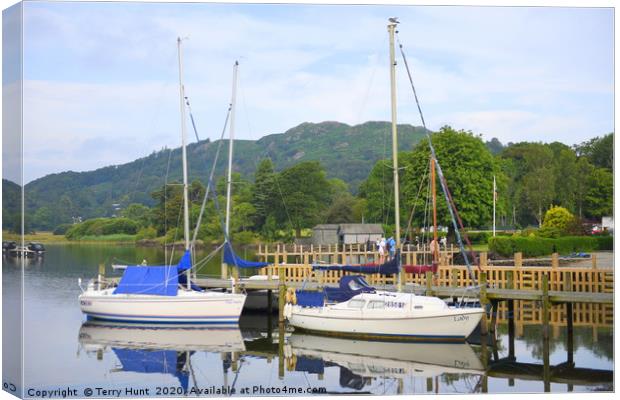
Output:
[[79, 289, 246, 325], [286, 293, 484, 342]]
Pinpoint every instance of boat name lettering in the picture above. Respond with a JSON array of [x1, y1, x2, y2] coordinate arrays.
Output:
[[80, 300, 92, 306], [453, 314, 469, 322]]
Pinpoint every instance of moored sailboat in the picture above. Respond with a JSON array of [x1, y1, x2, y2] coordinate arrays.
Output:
[[285, 18, 484, 341], [78, 38, 246, 325]]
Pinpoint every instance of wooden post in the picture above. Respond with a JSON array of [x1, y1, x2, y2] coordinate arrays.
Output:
[[541, 274, 550, 340], [479, 272, 488, 335], [480, 335, 488, 393], [451, 268, 459, 287], [506, 271, 515, 360], [514, 252, 522, 267], [479, 252, 488, 268], [551, 253, 559, 269], [543, 331, 551, 392], [278, 265, 286, 324], [425, 271, 433, 296], [564, 271, 574, 366], [490, 300, 498, 335], [592, 253, 597, 269], [278, 321, 285, 379]]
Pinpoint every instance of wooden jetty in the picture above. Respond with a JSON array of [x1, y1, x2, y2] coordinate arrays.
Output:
[[204, 246, 613, 336]]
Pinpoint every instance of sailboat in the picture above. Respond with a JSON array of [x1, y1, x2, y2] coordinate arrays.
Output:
[[78, 38, 246, 325], [284, 19, 484, 341], [287, 333, 484, 377]]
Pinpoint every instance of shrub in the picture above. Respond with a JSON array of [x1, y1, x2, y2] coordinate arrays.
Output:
[[136, 226, 157, 240], [65, 217, 139, 240], [52, 223, 72, 235], [489, 235, 613, 257], [542, 206, 575, 235], [233, 231, 257, 245]]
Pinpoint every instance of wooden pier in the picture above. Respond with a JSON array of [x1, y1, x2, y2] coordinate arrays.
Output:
[[203, 245, 614, 334]]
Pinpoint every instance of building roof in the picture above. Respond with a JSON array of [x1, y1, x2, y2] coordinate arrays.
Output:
[[338, 223, 384, 235], [313, 224, 340, 231]]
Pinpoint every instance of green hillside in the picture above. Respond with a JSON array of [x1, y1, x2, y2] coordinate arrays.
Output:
[[18, 121, 428, 229]]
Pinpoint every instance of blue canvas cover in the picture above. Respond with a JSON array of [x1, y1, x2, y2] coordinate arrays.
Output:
[[223, 242, 270, 269], [295, 356, 324, 374], [312, 255, 399, 275], [177, 250, 192, 272], [295, 290, 325, 307], [113, 348, 189, 392], [324, 275, 375, 303], [113, 265, 179, 296]]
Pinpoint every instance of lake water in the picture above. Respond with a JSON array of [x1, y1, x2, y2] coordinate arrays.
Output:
[[2, 244, 614, 397]]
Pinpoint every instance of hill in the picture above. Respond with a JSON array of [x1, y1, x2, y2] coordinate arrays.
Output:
[[18, 121, 428, 229]]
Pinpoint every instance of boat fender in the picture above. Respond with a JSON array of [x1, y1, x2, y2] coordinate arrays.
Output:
[[283, 303, 293, 320]]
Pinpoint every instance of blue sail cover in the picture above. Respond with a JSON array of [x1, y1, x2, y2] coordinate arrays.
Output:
[[113, 266, 179, 296], [223, 242, 270, 269], [177, 250, 192, 272], [312, 256, 399, 275], [324, 275, 375, 303], [112, 348, 189, 392]]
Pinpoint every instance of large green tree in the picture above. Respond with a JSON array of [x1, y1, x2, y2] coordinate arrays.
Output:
[[274, 161, 332, 237]]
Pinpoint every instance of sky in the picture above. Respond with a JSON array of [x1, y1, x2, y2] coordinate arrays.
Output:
[[3, 1, 616, 182]]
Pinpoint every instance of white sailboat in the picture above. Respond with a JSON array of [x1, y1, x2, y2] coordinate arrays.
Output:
[[287, 333, 484, 377], [78, 38, 246, 325], [284, 19, 484, 342]]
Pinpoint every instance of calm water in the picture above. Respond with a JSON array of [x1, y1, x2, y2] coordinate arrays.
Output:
[[2, 244, 614, 397]]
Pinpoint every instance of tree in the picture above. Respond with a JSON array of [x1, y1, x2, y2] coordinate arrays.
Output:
[[251, 159, 277, 231], [275, 161, 331, 237], [121, 203, 152, 228], [325, 193, 357, 224], [401, 126, 504, 229], [584, 168, 613, 218], [575, 133, 613, 171]]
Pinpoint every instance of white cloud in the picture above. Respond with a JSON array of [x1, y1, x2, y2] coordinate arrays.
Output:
[[18, 2, 614, 181]]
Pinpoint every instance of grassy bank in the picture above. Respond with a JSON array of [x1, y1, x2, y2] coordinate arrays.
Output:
[[2, 231, 137, 244]]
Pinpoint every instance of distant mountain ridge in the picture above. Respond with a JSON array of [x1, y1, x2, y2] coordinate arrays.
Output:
[[17, 121, 429, 229]]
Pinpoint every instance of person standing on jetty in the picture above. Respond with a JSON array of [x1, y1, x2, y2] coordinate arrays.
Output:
[[378, 237, 386, 263], [387, 236, 396, 260]]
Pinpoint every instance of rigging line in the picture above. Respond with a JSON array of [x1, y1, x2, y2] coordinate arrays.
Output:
[[191, 104, 232, 246], [184, 95, 201, 143], [395, 32, 478, 282], [403, 159, 429, 243], [167, 197, 184, 267]]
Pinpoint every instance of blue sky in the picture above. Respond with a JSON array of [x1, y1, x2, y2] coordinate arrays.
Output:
[[10, 1, 616, 182]]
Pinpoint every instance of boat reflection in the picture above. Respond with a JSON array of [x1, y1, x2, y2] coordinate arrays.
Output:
[[286, 333, 484, 386], [78, 320, 246, 353], [78, 321, 246, 392]]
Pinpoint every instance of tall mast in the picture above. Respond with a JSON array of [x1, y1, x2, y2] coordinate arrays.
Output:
[[225, 61, 239, 241], [431, 156, 439, 265], [493, 175, 497, 237], [177, 37, 191, 289], [388, 18, 402, 292], [222, 61, 239, 280]]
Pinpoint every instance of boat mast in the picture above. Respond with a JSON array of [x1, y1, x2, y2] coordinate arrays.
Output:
[[431, 156, 439, 266], [177, 37, 191, 289], [388, 18, 403, 292], [222, 61, 239, 280]]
